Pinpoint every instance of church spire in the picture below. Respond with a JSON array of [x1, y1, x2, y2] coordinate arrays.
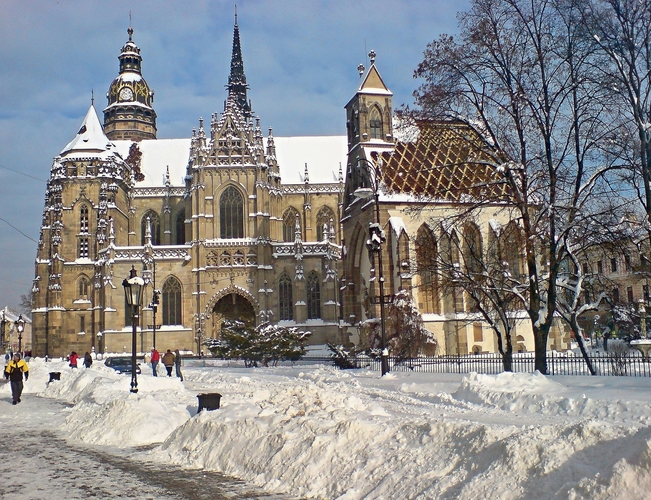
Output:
[[226, 10, 251, 119]]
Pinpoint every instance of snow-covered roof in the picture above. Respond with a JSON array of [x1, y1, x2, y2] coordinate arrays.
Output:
[[105, 135, 347, 188], [267, 136, 347, 185], [60, 105, 111, 156], [112, 139, 191, 187]]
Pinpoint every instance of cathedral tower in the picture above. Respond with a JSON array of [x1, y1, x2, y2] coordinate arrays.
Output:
[[103, 27, 157, 141]]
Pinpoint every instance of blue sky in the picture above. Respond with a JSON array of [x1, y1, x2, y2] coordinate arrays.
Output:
[[0, 0, 467, 309]]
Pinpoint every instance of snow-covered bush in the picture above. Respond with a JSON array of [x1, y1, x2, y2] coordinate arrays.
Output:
[[204, 320, 311, 367], [326, 343, 361, 369]]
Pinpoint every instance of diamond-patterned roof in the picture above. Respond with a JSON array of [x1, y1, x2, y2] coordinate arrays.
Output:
[[372, 121, 510, 202]]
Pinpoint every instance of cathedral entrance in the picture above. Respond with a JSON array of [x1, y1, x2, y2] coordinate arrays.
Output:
[[212, 293, 256, 338]]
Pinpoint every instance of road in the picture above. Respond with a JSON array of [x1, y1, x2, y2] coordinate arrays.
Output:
[[0, 390, 293, 500]]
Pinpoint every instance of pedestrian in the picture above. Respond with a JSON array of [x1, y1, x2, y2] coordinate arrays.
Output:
[[150, 347, 160, 377], [83, 351, 93, 368], [4, 352, 29, 405], [162, 349, 175, 377], [69, 351, 79, 368], [174, 349, 183, 381], [4, 352, 8, 363]]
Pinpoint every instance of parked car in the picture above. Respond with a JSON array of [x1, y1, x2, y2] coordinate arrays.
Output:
[[104, 356, 142, 374]]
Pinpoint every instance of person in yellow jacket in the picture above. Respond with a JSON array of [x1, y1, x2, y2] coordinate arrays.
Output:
[[4, 352, 29, 405]]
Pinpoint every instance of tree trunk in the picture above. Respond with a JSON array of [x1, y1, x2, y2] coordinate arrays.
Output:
[[533, 329, 548, 374], [571, 320, 596, 376]]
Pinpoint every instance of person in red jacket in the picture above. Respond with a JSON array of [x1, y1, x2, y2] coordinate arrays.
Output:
[[150, 348, 160, 377], [4, 352, 29, 405], [69, 351, 79, 369]]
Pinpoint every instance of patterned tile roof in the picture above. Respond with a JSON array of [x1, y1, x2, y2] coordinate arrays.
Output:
[[371, 121, 510, 202]]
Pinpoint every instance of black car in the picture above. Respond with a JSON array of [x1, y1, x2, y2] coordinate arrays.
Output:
[[104, 356, 142, 374]]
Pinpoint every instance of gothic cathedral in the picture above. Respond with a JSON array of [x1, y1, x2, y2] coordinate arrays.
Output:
[[32, 20, 349, 357]]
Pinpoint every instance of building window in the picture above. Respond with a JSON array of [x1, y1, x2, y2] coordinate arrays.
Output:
[[162, 277, 182, 325], [282, 208, 299, 242], [473, 323, 483, 342], [612, 287, 620, 304], [141, 211, 161, 245], [220, 186, 244, 239], [78, 238, 89, 258], [625, 254, 632, 271], [80, 205, 89, 233], [627, 286, 634, 303], [306, 272, 321, 319], [611, 258, 617, 273], [175, 211, 186, 245], [79, 315, 85, 334], [597, 260, 603, 274], [369, 108, 382, 139], [279, 274, 293, 321], [582, 262, 588, 275], [316, 206, 335, 241], [78, 276, 90, 298], [644, 285, 649, 303], [416, 226, 439, 314]]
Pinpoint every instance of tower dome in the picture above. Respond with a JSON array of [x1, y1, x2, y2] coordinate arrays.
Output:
[[103, 27, 157, 141]]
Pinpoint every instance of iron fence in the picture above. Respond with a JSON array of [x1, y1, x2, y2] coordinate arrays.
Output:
[[184, 351, 651, 377]]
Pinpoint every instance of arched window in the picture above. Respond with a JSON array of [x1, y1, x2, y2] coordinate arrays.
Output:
[[502, 223, 523, 279], [463, 223, 483, 276], [141, 211, 161, 246], [279, 274, 293, 321], [175, 210, 186, 245], [370, 108, 382, 139], [78, 276, 90, 299], [80, 205, 89, 233], [220, 186, 244, 239], [306, 272, 321, 319], [416, 226, 440, 314], [316, 206, 336, 242], [162, 277, 182, 325], [282, 207, 300, 242]]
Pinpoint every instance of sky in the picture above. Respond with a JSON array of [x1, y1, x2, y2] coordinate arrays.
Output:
[[0, 0, 468, 311], [3, 355, 651, 499]]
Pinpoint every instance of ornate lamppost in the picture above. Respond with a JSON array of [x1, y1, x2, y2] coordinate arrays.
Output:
[[14, 314, 25, 354], [353, 158, 389, 376], [122, 266, 144, 393]]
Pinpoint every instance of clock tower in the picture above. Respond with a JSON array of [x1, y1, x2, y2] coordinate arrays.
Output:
[[103, 26, 157, 141]]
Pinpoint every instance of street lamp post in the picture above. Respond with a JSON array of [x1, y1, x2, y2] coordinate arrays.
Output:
[[122, 266, 144, 393], [14, 315, 25, 354], [354, 158, 389, 376]]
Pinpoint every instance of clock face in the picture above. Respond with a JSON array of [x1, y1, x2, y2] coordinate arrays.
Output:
[[119, 87, 133, 101]]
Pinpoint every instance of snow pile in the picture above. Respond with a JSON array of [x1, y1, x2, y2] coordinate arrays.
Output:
[[6, 358, 651, 498]]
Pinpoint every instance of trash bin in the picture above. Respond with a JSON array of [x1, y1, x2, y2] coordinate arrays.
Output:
[[197, 392, 222, 412]]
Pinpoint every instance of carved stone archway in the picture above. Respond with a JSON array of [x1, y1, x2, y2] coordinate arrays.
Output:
[[204, 285, 259, 339]]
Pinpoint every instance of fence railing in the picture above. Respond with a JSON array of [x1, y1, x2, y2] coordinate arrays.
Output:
[[183, 351, 651, 377]]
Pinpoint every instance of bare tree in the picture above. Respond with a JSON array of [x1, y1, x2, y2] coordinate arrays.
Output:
[[407, 0, 617, 373]]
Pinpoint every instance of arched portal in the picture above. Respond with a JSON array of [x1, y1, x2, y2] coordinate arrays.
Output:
[[212, 293, 256, 338]]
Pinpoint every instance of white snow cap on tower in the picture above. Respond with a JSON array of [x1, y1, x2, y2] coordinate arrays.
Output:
[[60, 104, 111, 156]]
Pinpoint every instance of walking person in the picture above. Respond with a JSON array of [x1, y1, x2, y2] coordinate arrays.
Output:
[[174, 349, 183, 381], [162, 349, 175, 377], [150, 348, 160, 377], [83, 351, 93, 368], [69, 351, 79, 368], [4, 353, 29, 405]]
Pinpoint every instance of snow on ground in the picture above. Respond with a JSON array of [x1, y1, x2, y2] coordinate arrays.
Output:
[[3, 356, 651, 499]]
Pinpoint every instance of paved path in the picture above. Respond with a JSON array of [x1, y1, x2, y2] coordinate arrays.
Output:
[[0, 391, 291, 500]]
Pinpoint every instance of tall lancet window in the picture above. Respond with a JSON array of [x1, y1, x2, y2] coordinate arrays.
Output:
[[282, 207, 299, 242], [306, 272, 321, 320], [162, 277, 182, 325], [220, 186, 244, 239], [370, 108, 382, 139], [279, 274, 293, 321], [141, 211, 161, 246], [316, 206, 335, 242]]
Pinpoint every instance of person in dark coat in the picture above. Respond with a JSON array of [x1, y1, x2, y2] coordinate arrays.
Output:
[[174, 349, 183, 381], [83, 352, 93, 368], [4, 353, 29, 405], [162, 349, 175, 377]]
